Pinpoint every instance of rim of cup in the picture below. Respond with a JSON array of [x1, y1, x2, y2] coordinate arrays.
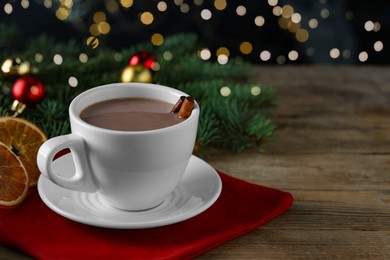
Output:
[[69, 83, 199, 135]]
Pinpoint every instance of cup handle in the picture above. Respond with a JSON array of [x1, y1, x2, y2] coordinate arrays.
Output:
[[37, 134, 98, 192]]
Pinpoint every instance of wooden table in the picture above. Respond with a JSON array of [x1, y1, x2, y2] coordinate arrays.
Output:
[[1, 65, 389, 259]]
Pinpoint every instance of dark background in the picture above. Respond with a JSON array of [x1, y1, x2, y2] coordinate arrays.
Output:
[[1, 0, 389, 64]]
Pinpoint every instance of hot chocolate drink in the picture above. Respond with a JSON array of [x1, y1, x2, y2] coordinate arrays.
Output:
[[80, 97, 185, 131]]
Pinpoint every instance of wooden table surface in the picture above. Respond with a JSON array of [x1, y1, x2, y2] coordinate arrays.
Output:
[[1, 65, 389, 259]]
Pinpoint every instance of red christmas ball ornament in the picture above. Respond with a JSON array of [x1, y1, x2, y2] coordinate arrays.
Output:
[[12, 76, 45, 106], [129, 51, 156, 71], [11, 76, 45, 116]]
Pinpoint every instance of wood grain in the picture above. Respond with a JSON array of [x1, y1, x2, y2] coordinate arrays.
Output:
[[197, 65, 390, 259], [1, 65, 389, 259]]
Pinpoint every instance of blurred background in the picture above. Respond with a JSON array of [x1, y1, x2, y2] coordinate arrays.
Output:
[[0, 0, 389, 64]]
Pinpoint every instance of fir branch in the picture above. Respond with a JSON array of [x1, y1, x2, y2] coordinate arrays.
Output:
[[0, 95, 12, 116], [38, 120, 70, 139], [0, 28, 277, 153], [196, 103, 223, 148], [34, 99, 67, 121], [245, 114, 276, 146]]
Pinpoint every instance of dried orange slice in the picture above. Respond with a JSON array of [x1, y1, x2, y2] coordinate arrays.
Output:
[[0, 116, 47, 187], [0, 142, 29, 207]]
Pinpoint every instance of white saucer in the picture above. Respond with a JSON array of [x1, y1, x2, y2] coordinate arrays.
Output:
[[38, 153, 222, 229]]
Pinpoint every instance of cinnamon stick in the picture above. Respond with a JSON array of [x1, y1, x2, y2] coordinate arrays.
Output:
[[178, 96, 194, 119], [171, 96, 195, 119], [170, 96, 185, 113]]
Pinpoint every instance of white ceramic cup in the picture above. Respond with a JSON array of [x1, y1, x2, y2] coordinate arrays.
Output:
[[37, 83, 199, 211]]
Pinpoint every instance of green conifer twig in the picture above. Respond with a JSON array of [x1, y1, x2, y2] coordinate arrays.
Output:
[[0, 27, 277, 153]]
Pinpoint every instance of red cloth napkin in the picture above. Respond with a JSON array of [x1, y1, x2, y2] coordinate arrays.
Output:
[[0, 171, 293, 260]]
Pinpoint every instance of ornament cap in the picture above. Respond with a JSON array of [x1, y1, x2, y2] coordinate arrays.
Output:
[[11, 100, 27, 117]]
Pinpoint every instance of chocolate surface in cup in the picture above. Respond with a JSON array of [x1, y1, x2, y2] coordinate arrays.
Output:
[[80, 97, 185, 131]]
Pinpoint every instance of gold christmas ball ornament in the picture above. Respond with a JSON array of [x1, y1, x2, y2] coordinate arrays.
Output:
[[121, 64, 153, 83], [1, 57, 31, 78]]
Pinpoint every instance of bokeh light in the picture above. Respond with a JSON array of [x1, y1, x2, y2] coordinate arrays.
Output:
[[288, 50, 299, 61], [240, 41, 253, 55], [180, 4, 190, 13], [34, 53, 43, 63], [163, 51, 173, 61], [79, 53, 88, 63], [93, 12, 106, 23], [373, 22, 381, 32], [330, 48, 340, 59], [68, 76, 78, 87], [272, 6, 282, 16], [268, 0, 278, 7], [157, 1, 167, 12], [220, 86, 231, 96], [56, 7, 70, 20], [260, 50, 271, 61], [251, 86, 262, 96], [140, 12, 154, 25], [295, 29, 309, 42], [236, 6, 246, 16], [120, 0, 133, 8], [199, 48, 211, 60], [53, 54, 63, 65], [364, 20, 374, 31], [98, 22, 110, 34], [201, 9, 212, 20], [214, 0, 227, 11], [217, 54, 228, 64], [291, 13, 301, 23], [151, 33, 164, 46], [320, 8, 329, 19], [254, 16, 265, 27], [308, 19, 318, 29], [358, 51, 368, 62], [114, 53, 123, 62], [21, 0, 29, 9], [44, 0, 52, 8], [373, 41, 383, 52], [194, 0, 203, 6], [106, 0, 119, 13], [281, 5, 294, 19]]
